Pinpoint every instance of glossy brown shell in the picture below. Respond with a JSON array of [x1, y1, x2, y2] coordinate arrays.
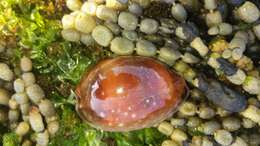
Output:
[[75, 56, 187, 131]]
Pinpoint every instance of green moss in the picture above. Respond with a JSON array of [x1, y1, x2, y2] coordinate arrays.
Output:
[[2, 133, 19, 146]]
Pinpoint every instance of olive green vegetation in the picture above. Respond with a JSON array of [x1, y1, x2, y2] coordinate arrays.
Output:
[[0, 0, 166, 146]]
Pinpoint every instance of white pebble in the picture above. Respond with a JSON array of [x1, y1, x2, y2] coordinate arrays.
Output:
[[222, 117, 241, 131], [9, 98, 18, 110], [47, 121, 59, 137], [170, 118, 186, 127], [29, 107, 44, 132], [0, 63, 14, 81], [158, 47, 181, 65], [128, 3, 143, 16], [61, 29, 80, 42], [104, 21, 121, 35], [237, 2, 260, 23], [22, 72, 36, 87], [140, 18, 159, 34], [208, 26, 219, 35], [214, 129, 233, 146], [240, 105, 260, 124], [158, 122, 174, 136], [204, 0, 217, 10], [242, 118, 256, 129], [96, 5, 118, 22], [36, 130, 49, 146], [14, 78, 25, 93], [206, 11, 222, 27], [92, 25, 114, 47], [181, 52, 200, 64], [20, 103, 30, 115], [200, 121, 221, 135], [39, 99, 56, 118], [226, 69, 246, 85], [242, 76, 260, 95], [61, 14, 75, 29], [66, 0, 82, 11], [136, 39, 157, 57], [218, 23, 233, 35], [80, 33, 95, 46], [106, 0, 127, 10], [81, 1, 97, 16], [179, 101, 197, 116], [230, 137, 248, 146], [15, 122, 30, 136], [171, 3, 187, 22], [110, 37, 134, 55], [75, 12, 96, 33], [26, 84, 45, 104], [118, 12, 138, 30], [13, 92, 29, 104], [190, 37, 209, 57], [20, 56, 32, 72], [122, 30, 138, 41], [198, 106, 215, 119], [170, 128, 188, 142]]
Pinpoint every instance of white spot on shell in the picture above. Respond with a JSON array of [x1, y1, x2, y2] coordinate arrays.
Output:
[[131, 114, 136, 118], [99, 112, 106, 118], [116, 87, 124, 94], [118, 123, 124, 127]]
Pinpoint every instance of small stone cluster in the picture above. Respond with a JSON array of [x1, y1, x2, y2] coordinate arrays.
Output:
[[0, 43, 59, 146]]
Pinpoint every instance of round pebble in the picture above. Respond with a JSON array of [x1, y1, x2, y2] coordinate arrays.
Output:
[[140, 18, 159, 34], [61, 14, 75, 29], [61, 29, 81, 42], [128, 3, 143, 16], [171, 3, 187, 22], [110, 37, 134, 55], [20, 57, 32, 72], [39, 99, 56, 118], [29, 108, 44, 132], [80, 33, 95, 46], [22, 72, 36, 86], [121, 30, 138, 41], [214, 129, 233, 146], [13, 92, 29, 104], [118, 12, 138, 30], [26, 84, 45, 104], [0, 63, 14, 81], [15, 122, 30, 136], [14, 78, 25, 93], [136, 39, 157, 57], [66, 0, 82, 11], [92, 25, 114, 47], [237, 1, 260, 23], [81, 1, 97, 16], [96, 5, 118, 22], [75, 12, 96, 33]]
